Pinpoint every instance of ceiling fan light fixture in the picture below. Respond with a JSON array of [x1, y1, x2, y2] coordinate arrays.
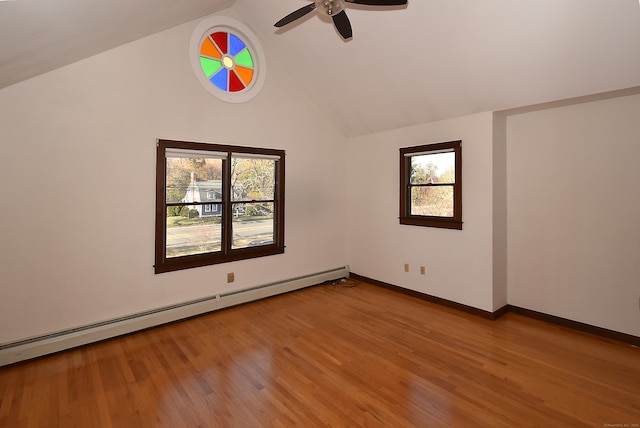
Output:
[[315, 0, 345, 17]]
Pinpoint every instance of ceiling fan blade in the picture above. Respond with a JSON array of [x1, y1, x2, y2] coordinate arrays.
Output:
[[332, 10, 353, 39], [274, 3, 317, 28], [345, 0, 408, 5]]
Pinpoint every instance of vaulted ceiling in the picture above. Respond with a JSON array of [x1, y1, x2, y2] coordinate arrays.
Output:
[[1, 0, 639, 137], [0, 0, 235, 89]]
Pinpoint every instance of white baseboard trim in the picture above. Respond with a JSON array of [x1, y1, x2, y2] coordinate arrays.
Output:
[[0, 266, 349, 367]]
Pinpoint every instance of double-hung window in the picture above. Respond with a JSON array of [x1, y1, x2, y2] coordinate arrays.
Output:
[[399, 140, 462, 230], [155, 139, 285, 273]]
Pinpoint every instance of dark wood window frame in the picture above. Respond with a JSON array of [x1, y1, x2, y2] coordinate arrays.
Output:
[[155, 139, 285, 274], [399, 140, 462, 230]]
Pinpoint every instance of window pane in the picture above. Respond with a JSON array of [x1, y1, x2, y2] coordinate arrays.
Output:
[[166, 207, 222, 258], [231, 158, 276, 202], [231, 202, 275, 249], [166, 157, 223, 204], [410, 186, 454, 217], [410, 152, 455, 185]]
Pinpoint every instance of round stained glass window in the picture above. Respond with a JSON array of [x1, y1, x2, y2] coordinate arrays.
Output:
[[190, 17, 266, 103]]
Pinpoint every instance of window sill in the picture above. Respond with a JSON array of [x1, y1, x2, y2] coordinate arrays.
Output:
[[399, 216, 463, 230], [155, 245, 285, 274]]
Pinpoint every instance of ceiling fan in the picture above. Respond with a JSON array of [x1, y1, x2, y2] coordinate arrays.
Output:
[[275, 0, 408, 40]]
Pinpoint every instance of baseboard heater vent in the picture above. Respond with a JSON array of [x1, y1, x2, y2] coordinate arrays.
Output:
[[0, 266, 349, 367]]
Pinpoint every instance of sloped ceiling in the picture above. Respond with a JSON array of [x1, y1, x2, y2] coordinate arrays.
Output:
[[237, 0, 640, 136], [1, 0, 639, 137], [0, 0, 235, 90]]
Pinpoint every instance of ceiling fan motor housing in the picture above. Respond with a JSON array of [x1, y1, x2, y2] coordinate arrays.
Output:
[[315, 0, 345, 16]]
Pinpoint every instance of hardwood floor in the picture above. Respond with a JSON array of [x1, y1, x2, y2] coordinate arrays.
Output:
[[1, 280, 639, 427]]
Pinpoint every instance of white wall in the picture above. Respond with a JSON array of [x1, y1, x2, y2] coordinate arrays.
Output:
[[0, 10, 348, 344], [506, 92, 640, 337], [346, 112, 496, 312]]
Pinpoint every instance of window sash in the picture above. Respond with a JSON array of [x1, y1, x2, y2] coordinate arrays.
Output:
[[231, 152, 282, 161], [403, 148, 454, 157], [166, 148, 228, 160]]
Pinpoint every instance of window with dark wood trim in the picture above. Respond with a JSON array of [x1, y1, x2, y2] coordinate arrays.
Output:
[[155, 140, 285, 273], [400, 140, 462, 230]]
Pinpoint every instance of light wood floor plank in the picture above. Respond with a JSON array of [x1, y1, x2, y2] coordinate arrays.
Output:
[[1, 281, 639, 427]]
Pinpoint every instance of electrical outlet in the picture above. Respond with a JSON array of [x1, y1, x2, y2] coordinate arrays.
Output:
[[404, 263, 409, 272], [227, 272, 235, 283], [420, 266, 426, 275]]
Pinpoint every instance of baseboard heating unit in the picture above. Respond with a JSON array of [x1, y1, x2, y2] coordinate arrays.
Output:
[[0, 266, 349, 367]]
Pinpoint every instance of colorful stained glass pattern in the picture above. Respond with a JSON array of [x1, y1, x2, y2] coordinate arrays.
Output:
[[199, 31, 255, 93]]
